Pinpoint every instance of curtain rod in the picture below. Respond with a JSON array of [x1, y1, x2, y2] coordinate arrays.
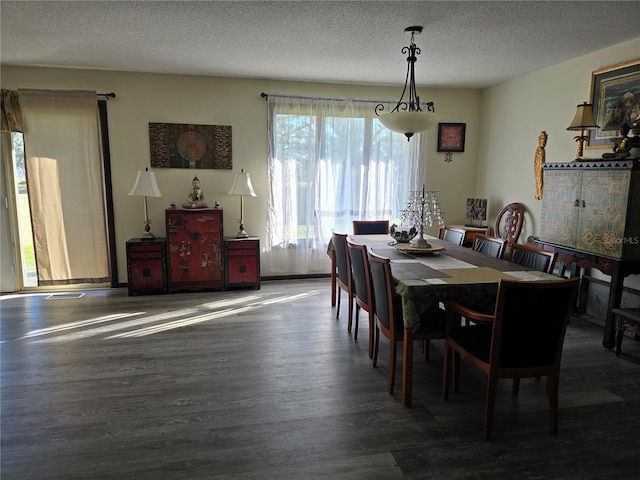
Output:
[[98, 92, 116, 99], [260, 92, 393, 105]]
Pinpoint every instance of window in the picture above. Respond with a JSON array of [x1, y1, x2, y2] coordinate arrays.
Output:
[[264, 96, 423, 275]]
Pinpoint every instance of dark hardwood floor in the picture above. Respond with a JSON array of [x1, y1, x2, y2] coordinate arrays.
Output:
[[1, 278, 639, 479]]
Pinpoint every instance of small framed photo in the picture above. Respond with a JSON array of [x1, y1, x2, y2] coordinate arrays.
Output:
[[587, 59, 640, 149], [437, 123, 466, 153]]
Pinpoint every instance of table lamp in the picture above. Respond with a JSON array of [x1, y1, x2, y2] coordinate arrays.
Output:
[[567, 101, 599, 159], [128, 167, 162, 239], [228, 168, 257, 238]]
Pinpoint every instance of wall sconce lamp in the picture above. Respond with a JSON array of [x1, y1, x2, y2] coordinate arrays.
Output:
[[465, 198, 488, 228], [228, 169, 257, 238], [375, 26, 441, 141], [567, 101, 599, 159], [128, 167, 162, 239]]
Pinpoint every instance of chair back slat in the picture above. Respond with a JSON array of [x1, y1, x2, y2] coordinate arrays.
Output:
[[353, 220, 389, 235], [494, 202, 524, 245], [368, 251, 393, 330], [472, 233, 507, 259], [332, 232, 351, 285], [493, 279, 578, 368], [510, 243, 557, 274], [347, 240, 372, 305], [440, 226, 466, 246]]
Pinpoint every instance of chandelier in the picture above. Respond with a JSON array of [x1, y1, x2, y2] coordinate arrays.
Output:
[[399, 185, 446, 249], [375, 26, 440, 140]]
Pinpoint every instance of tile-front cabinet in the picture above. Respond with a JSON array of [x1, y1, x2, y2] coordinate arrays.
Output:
[[540, 163, 640, 259]]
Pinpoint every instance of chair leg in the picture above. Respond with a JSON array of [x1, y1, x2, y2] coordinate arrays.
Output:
[[484, 373, 499, 441], [368, 312, 374, 359], [388, 337, 397, 394], [512, 378, 520, 395], [372, 327, 380, 367], [548, 373, 560, 434], [336, 289, 341, 319], [453, 351, 461, 394], [442, 344, 450, 400], [423, 339, 430, 361], [347, 294, 353, 333], [330, 252, 337, 307], [354, 305, 360, 340]]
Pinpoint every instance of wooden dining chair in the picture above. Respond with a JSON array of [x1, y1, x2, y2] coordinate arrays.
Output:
[[368, 251, 445, 396], [439, 226, 466, 246], [331, 231, 353, 328], [472, 233, 507, 259], [509, 243, 558, 274], [347, 239, 375, 357], [352, 220, 390, 235], [494, 202, 524, 246], [443, 277, 580, 440]]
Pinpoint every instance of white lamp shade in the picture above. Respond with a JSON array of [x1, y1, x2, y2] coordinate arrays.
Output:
[[228, 170, 257, 197], [128, 170, 162, 197], [378, 111, 441, 136]]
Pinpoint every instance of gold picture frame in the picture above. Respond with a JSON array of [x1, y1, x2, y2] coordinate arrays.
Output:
[[587, 59, 640, 150]]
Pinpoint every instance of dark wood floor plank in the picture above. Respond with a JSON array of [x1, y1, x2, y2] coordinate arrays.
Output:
[[1, 278, 639, 479]]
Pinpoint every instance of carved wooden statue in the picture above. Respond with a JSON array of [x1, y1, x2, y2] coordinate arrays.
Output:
[[534, 131, 547, 200]]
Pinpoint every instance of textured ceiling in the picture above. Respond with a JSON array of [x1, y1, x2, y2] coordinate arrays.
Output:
[[1, 1, 639, 88]]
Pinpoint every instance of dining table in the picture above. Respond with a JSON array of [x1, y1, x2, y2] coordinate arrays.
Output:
[[348, 234, 561, 407]]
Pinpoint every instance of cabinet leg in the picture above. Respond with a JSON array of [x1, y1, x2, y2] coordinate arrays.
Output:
[[603, 266, 623, 350]]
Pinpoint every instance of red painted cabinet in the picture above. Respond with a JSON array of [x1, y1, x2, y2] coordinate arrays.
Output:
[[126, 238, 168, 296], [166, 208, 224, 292], [224, 237, 260, 290]]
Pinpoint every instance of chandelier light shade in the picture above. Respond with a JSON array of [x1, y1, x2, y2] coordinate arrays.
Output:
[[128, 167, 162, 239], [567, 101, 599, 159], [375, 26, 441, 140], [228, 168, 257, 238]]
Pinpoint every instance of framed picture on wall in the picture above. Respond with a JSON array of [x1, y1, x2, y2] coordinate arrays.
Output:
[[437, 123, 466, 152], [149, 122, 233, 169], [587, 59, 640, 149]]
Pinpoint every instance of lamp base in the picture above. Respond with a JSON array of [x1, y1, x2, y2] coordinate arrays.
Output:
[[236, 222, 248, 238], [142, 222, 155, 239]]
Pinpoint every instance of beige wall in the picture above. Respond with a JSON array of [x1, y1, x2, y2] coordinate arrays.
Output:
[[1, 68, 482, 282], [477, 37, 640, 241], [3, 36, 638, 286], [478, 37, 640, 286]]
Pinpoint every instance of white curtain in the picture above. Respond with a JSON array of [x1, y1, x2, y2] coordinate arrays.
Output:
[[19, 89, 109, 285], [264, 95, 423, 275]]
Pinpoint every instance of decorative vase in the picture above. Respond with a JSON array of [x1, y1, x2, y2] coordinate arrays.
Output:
[[390, 224, 418, 243]]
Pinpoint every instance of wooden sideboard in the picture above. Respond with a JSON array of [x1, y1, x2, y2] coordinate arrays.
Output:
[[537, 159, 640, 349], [166, 207, 224, 292]]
